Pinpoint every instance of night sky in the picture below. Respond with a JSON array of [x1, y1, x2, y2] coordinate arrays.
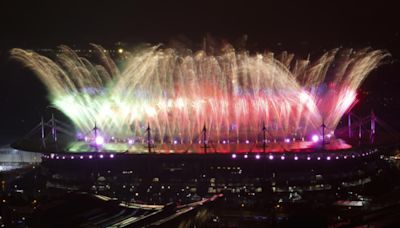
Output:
[[0, 0, 399, 144]]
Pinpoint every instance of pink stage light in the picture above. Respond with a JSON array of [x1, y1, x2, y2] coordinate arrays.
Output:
[[312, 135, 319, 142], [95, 136, 104, 145]]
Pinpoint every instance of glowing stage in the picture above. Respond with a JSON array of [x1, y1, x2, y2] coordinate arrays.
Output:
[[66, 138, 351, 154]]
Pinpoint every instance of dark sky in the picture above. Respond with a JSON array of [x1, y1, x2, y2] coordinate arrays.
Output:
[[0, 0, 399, 48], [0, 0, 399, 143]]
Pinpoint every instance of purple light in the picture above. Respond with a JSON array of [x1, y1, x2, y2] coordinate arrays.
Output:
[[99, 154, 104, 159], [317, 157, 321, 160], [89, 155, 93, 159], [327, 156, 331, 160], [244, 154, 248, 159], [312, 134, 319, 142], [80, 155, 84, 159], [294, 156, 298, 160], [284, 138, 290, 143], [71, 156, 74, 159], [307, 156, 311, 160], [281, 155, 285, 160], [269, 155, 274, 160], [95, 136, 104, 145], [336, 156, 339, 160], [245, 140, 250, 144], [62, 156, 65, 159], [173, 140, 178, 144], [255, 154, 260, 159], [232, 154, 237, 159], [128, 139, 134, 144], [110, 154, 114, 158], [222, 140, 226, 144], [344, 156, 347, 159], [76, 132, 84, 140]]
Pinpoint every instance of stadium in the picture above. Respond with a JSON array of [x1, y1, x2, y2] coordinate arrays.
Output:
[[8, 44, 393, 208]]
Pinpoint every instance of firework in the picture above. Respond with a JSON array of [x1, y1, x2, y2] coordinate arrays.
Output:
[[11, 44, 388, 145]]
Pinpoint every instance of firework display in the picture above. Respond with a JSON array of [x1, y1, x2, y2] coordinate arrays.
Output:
[[11, 44, 387, 149]]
